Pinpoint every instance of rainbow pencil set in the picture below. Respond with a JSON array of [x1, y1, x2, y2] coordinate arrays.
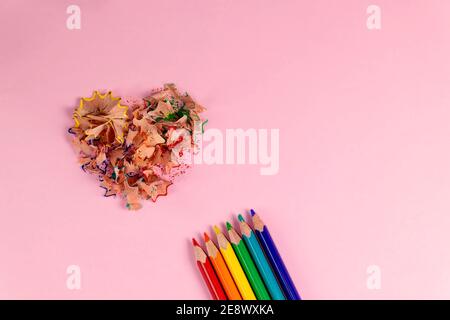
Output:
[[192, 209, 301, 300]]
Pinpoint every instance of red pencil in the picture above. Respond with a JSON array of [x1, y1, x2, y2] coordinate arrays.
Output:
[[192, 238, 227, 300]]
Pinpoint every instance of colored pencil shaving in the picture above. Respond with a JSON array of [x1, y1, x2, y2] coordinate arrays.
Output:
[[204, 232, 242, 300], [213, 226, 256, 300], [251, 209, 301, 300], [69, 84, 207, 210], [192, 238, 227, 300]]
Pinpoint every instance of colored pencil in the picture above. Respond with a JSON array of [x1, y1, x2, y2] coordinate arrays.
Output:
[[226, 222, 271, 300], [213, 225, 256, 300], [204, 232, 242, 300], [238, 215, 285, 300], [250, 209, 301, 300], [192, 238, 227, 300]]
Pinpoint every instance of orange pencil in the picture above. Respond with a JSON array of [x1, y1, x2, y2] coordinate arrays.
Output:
[[204, 232, 242, 300]]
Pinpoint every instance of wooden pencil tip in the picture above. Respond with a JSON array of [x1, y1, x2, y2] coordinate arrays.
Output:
[[250, 209, 256, 216], [192, 238, 200, 246], [238, 214, 245, 222], [213, 225, 221, 235], [204, 232, 210, 242], [226, 221, 233, 231]]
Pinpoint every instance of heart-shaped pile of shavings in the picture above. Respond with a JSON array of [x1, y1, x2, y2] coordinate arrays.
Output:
[[68, 84, 206, 210]]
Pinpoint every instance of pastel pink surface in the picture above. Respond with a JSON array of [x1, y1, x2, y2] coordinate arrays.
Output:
[[1, 0, 450, 299]]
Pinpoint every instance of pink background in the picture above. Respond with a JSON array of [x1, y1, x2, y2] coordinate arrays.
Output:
[[1, 0, 450, 299]]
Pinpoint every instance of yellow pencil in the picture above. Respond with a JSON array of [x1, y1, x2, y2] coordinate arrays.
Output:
[[213, 225, 256, 300]]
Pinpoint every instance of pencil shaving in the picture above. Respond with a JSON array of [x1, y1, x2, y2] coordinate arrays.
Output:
[[69, 84, 206, 210]]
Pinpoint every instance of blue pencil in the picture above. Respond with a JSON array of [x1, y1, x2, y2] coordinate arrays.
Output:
[[238, 214, 285, 300], [250, 209, 301, 300]]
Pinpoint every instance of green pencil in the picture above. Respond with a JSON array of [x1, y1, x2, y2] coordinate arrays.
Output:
[[226, 221, 271, 300]]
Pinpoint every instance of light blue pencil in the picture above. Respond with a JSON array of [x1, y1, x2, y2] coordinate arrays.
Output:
[[238, 214, 285, 300]]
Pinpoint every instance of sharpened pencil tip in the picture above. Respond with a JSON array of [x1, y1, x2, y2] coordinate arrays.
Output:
[[250, 209, 256, 216], [226, 221, 233, 230], [192, 238, 200, 246], [238, 214, 245, 222], [213, 225, 221, 235], [204, 232, 210, 242]]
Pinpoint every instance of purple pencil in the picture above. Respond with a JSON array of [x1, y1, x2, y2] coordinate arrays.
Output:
[[250, 209, 301, 300]]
